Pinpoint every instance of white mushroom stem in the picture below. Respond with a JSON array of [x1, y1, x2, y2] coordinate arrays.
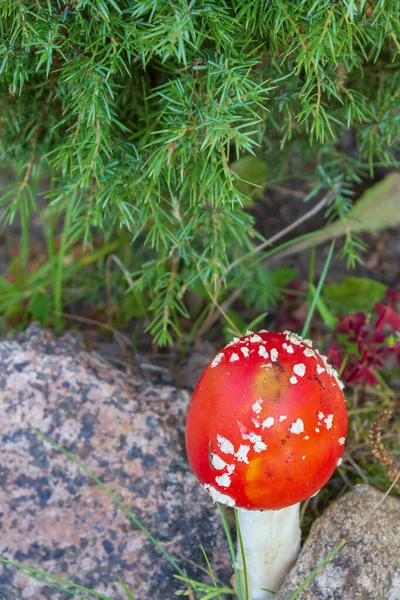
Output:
[[235, 503, 301, 600]]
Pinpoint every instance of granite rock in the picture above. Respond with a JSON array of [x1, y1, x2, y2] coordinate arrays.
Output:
[[278, 484, 400, 600], [0, 325, 232, 599]]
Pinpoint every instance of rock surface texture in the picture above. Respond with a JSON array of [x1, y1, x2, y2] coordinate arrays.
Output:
[[278, 484, 400, 600], [0, 325, 232, 599]]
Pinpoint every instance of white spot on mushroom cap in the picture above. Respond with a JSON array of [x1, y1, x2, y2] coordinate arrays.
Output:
[[337, 457, 343, 466], [324, 414, 334, 430], [203, 484, 236, 507], [226, 336, 240, 347], [240, 347, 250, 358], [254, 440, 268, 452], [239, 425, 268, 452], [290, 375, 298, 384], [316, 365, 325, 375], [302, 455, 306, 460], [211, 456, 235, 474], [339, 437, 346, 445], [259, 329, 268, 333], [315, 427, 320, 433], [283, 331, 304, 346], [252, 398, 263, 414], [245, 330, 254, 335], [262, 417, 274, 429], [230, 353, 239, 362], [293, 363, 306, 377], [279, 415, 287, 422], [260, 363, 273, 370], [290, 418, 304, 434], [215, 473, 231, 488], [211, 454, 227, 470], [245, 431, 262, 443], [258, 345, 269, 359], [318, 412, 324, 420], [282, 343, 294, 353], [303, 435, 310, 440], [211, 353, 224, 368], [252, 418, 261, 429], [235, 445, 250, 463], [304, 347, 315, 357], [316, 350, 344, 390], [217, 435, 234, 454], [249, 334, 263, 343], [289, 337, 302, 346], [270, 348, 278, 362]]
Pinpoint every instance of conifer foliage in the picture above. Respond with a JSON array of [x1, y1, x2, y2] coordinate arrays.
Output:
[[1, 1, 399, 343]]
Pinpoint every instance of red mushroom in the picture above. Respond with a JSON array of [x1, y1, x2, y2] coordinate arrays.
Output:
[[185, 330, 348, 600]]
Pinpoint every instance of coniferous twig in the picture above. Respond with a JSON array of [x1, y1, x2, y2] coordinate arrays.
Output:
[[1, 1, 400, 342]]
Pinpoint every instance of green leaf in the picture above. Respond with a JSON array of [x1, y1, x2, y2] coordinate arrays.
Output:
[[269, 267, 296, 288], [344, 172, 400, 234], [309, 283, 338, 330], [231, 155, 268, 198], [0, 276, 15, 293], [27, 291, 51, 324], [323, 277, 387, 314]]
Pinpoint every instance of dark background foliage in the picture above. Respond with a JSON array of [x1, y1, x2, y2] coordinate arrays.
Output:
[[1, 0, 400, 343]]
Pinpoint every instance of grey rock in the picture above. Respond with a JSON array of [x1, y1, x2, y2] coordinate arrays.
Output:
[[0, 324, 232, 599], [278, 484, 400, 600]]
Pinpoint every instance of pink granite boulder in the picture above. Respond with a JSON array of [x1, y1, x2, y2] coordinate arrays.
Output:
[[0, 325, 232, 599]]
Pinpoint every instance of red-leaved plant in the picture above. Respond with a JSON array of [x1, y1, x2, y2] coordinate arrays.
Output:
[[325, 289, 400, 386]]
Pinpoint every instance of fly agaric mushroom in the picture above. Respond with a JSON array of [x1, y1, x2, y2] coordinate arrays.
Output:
[[185, 330, 348, 600]]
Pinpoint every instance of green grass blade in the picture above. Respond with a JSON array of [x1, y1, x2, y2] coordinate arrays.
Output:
[[174, 574, 235, 596], [288, 540, 347, 600], [118, 577, 136, 600], [17, 572, 94, 599], [309, 283, 338, 330], [217, 503, 243, 600], [307, 245, 316, 315], [53, 196, 74, 332], [0, 558, 113, 599], [234, 509, 249, 600], [200, 591, 228, 600], [200, 546, 221, 600], [301, 240, 336, 338]]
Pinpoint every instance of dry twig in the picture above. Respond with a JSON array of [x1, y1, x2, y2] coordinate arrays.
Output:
[[369, 409, 399, 488]]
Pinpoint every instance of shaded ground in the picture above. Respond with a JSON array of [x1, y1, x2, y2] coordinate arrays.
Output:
[[1, 171, 399, 385], [252, 174, 400, 288]]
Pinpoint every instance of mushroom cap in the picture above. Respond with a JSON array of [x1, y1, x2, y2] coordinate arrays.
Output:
[[185, 331, 348, 510]]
